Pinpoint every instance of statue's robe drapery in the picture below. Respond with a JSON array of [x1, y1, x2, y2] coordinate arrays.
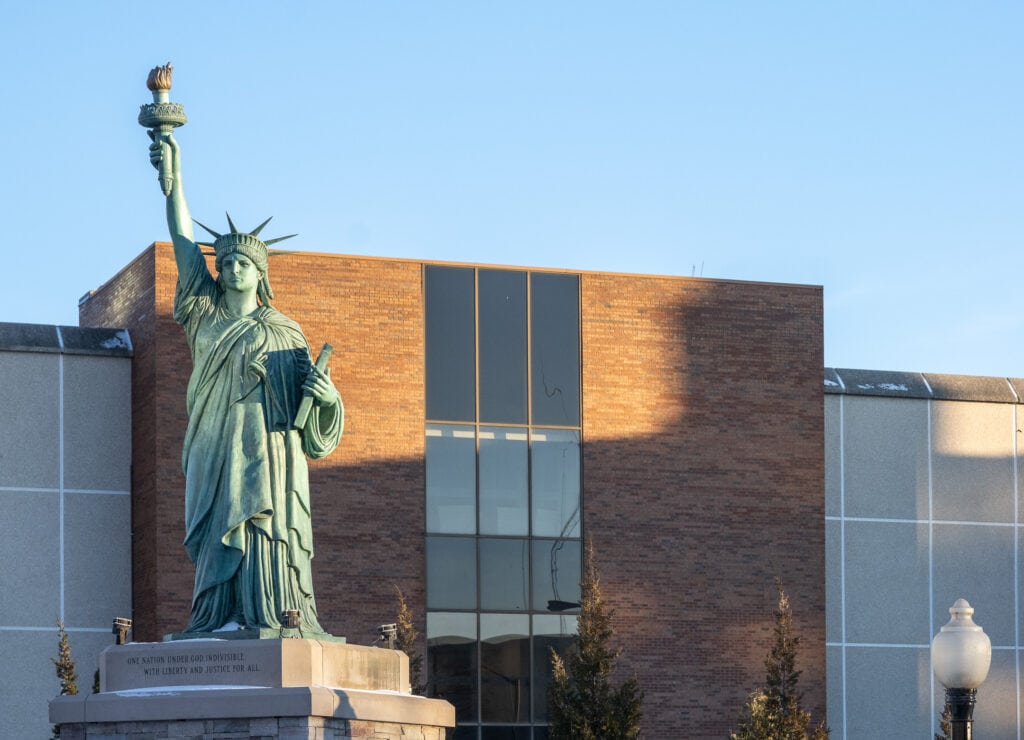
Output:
[[174, 254, 343, 633]]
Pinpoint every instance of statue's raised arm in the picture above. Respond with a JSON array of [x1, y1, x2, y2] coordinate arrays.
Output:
[[149, 132, 204, 278]]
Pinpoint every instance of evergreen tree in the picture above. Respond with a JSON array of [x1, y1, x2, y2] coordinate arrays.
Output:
[[394, 586, 425, 695], [52, 618, 78, 696], [730, 581, 829, 740], [51, 617, 79, 740], [934, 703, 952, 740], [548, 539, 642, 739]]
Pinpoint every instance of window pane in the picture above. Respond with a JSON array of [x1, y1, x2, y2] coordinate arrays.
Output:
[[479, 270, 527, 424], [480, 538, 529, 611], [532, 615, 578, 723], [481, 728, 532, 739], [427, 537, 477, 609], [480, 614, 530, 723], [530, 430, 581, 538], [428, 612, 478, 722], [480, 427, 528, 535], [427, 424, 477, 534], [530, 273, 580, 426], [531, 539, 582, 613], [426, 265, 476, 421]]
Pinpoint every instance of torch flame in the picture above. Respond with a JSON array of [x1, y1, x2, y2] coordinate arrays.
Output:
[[146, 63, 174, 92]]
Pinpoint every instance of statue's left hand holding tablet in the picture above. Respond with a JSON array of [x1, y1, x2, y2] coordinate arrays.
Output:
[[302, 366, 341, 407]]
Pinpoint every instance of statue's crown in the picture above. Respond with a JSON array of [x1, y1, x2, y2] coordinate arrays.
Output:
[[213, 231, 268, 267], [194, 214, 296, 271]]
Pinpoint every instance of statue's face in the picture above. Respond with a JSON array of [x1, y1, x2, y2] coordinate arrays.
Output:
[[220, 253, 262, 294]]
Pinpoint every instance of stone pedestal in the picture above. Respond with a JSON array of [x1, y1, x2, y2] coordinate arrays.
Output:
[[50, 639, 454, 740]]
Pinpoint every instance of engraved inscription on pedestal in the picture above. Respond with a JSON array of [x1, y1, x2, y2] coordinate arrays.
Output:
[[100, 639, 408, 694], [103, 642, 291, 691], [118, 647, 259, 682]]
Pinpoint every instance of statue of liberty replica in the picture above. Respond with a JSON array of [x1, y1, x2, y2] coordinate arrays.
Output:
[[142, 64, 344, 639]]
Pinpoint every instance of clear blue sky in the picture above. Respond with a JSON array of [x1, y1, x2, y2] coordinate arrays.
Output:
[[1, 2, 1020, 376]]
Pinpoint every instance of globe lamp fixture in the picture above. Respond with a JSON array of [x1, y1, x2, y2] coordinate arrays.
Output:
[[931, 599, 991, 740]]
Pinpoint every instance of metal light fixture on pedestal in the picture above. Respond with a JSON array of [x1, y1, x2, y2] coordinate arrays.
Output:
[[931, 599, 991, 740]]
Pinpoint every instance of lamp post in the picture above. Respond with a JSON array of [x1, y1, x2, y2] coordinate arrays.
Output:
[[931, 599, 991, 740]]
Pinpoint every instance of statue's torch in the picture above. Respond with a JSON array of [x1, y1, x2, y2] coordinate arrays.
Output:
[[138, 63, 187, 195]]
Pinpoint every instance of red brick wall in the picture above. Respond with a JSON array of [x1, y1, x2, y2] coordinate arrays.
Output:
[[82, 248, 824, 737], [581, 273, 825, 738]]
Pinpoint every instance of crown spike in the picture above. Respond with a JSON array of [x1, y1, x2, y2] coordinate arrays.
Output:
[[264, 233, 298, 246], [250, 216, 274, 237], [193, 219, 222, 239], [225, 212, 239, 234]]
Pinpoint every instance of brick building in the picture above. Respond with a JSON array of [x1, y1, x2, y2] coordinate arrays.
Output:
[[71, 242, 826, 739]]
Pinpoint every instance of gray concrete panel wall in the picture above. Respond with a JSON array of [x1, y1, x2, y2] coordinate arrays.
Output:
[[0, 325, 132, 740], [826, 373, 1022, 739]]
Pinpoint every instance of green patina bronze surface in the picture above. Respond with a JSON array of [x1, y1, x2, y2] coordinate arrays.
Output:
[[145, 65, 344, 641], [139, 63, 187, 196]]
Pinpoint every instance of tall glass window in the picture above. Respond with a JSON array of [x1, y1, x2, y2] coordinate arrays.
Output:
[[479, 538, 530, 611], [531, 614, 578, 724], [426, 424, 477, 534], [479, 427, 529, 535], [424, 266, 582, 738], [427, 612, 478, 722], [530, 273, 580, 427], [427, 536, 477, 610], [479, 270, 528, 424], [426, 266, 476, 422], [530, 430, 581, 539], [480, 613, 531, 723]]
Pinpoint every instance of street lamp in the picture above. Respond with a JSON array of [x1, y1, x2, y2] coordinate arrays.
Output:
[[931, 599, 991, 740]]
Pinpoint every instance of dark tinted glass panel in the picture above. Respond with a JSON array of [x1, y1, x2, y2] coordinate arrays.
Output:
[[428, 612, 478, 722], [479, 427, 528, 535], [531, 539, 582, 613], [480, 538, 529, 611], [481, 727, 532, 739], [450, 728, 479, 740], [426, 265, 476, 421], [533, 727, 549, 740], [479, 270, 527, 424], [530, 273, 580, 426], [530, 430, 581, 538], [532, 615, 578, 723], [427, 425, 477, 534], [427, 537, 477, 609], [480, 614, 530, 723]]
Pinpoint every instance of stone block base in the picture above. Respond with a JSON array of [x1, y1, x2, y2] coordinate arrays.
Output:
[[51, 641, 455, 739], [51, 686, 454, 739], [57, 715, 446, 740]]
